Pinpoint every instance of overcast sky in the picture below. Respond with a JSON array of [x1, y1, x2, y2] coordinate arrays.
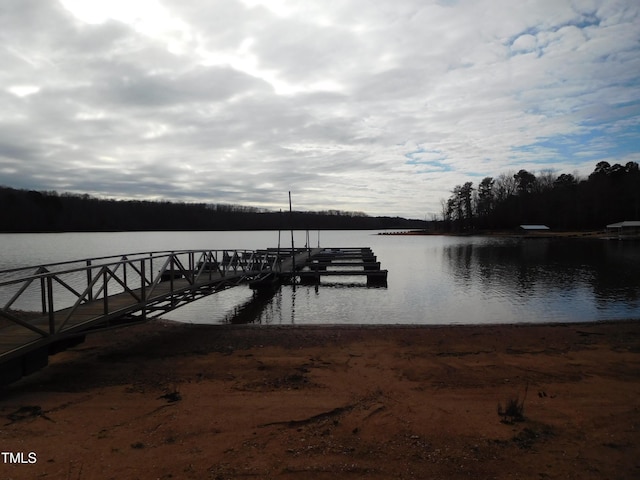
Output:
[[1, 0, 639, 218]]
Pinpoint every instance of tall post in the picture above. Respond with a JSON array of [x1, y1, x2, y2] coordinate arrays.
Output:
[[122, 256, 128, 290], [169, 254, 175, 306], [103, 268, 109, 315], [289, 191, 295, 280], [86, 260, 93, 301], [141, 259, 146, 321], [40, 276, 46, 315], [277, 212, 282, 272], [47, 276, 55, 334]]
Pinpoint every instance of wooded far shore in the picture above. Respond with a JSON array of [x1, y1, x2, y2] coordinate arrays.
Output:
[[0, 186, 425, 233]]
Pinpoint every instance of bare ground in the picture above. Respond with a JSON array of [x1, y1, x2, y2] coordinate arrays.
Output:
[[1, 320, 639, 479]]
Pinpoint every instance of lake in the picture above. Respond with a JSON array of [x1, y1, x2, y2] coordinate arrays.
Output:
[[1, 230, 639, 325]]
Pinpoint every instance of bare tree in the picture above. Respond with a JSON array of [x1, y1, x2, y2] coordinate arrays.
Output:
[[494, 171, 517, 201]]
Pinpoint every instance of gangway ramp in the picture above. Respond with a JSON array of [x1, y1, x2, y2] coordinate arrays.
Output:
[[0, 249, 280, 384]]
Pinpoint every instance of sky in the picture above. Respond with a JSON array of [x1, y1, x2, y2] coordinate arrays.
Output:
[[1, 0, 639, 219]]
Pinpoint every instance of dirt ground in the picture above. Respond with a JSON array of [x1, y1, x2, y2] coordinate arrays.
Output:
[[1, 320, 639, 479]]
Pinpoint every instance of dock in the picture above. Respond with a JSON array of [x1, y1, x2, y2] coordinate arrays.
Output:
[[297, 247, 387, 286], [250, 247, 387, 288], [0, 246, 387, 384]]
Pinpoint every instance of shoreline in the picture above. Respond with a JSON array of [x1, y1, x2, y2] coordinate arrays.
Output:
[[1, 319, 639, 479], [377, 229, 634, 240]]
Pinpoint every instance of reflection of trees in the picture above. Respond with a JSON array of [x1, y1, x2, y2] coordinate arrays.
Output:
[[443, 240, 546, 298], [443, 239, 640, 305], [591, 242, 640, 306]]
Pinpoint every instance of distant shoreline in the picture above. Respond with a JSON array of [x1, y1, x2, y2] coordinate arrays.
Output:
[[377, 229, 637, 240]]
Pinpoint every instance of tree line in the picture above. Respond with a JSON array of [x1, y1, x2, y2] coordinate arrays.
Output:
[[0, 187, 424, 232], [441, 161, 640, 232]]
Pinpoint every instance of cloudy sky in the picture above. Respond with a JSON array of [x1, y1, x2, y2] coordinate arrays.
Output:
[[1, 0, 639, 218]]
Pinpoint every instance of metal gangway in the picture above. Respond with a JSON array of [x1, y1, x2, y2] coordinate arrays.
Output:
[[0, 248, 294, 384]]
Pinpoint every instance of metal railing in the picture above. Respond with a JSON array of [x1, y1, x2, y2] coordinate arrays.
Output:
[[0, 249, 281, 342]]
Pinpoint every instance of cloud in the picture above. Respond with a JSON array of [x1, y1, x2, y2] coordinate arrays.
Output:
[[0, 0, 638, 218]]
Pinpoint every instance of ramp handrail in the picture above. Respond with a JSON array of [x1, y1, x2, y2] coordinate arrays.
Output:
[[0, 249, 281, 341]]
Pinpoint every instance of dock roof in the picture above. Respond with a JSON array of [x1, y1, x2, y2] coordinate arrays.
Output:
[[606, 221, 640, 229], [519, 224, 550, 230]]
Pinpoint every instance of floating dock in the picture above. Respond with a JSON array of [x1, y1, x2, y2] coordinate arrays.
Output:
[[300, 247, 387, 286], [250, 247, 387, 288]]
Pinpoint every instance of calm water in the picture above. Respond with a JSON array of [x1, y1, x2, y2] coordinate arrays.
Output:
[[1, 230, 639, 325]]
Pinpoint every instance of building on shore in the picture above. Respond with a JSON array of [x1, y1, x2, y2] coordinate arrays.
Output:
[[519, 224, 550, 232], [606, 220, 640, 238]]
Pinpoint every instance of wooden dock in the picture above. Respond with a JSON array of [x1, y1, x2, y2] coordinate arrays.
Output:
[[297, 247, 387, 286], [250, 247, 388, 288]]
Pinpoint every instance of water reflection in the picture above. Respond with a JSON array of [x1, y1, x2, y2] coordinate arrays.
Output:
[[224, 280, 388, 325], [224, 289, 279, 324], [443, 238, 640, 311]]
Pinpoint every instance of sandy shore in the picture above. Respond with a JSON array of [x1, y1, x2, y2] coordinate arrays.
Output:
[[1, 320, 639, 479]]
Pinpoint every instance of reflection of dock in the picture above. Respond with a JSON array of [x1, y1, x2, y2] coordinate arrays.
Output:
[[225, 289, 278, 325]]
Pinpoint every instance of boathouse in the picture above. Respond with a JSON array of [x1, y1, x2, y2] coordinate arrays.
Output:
[[519, 224, 550, 232], [606, 220, 640, 237]]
